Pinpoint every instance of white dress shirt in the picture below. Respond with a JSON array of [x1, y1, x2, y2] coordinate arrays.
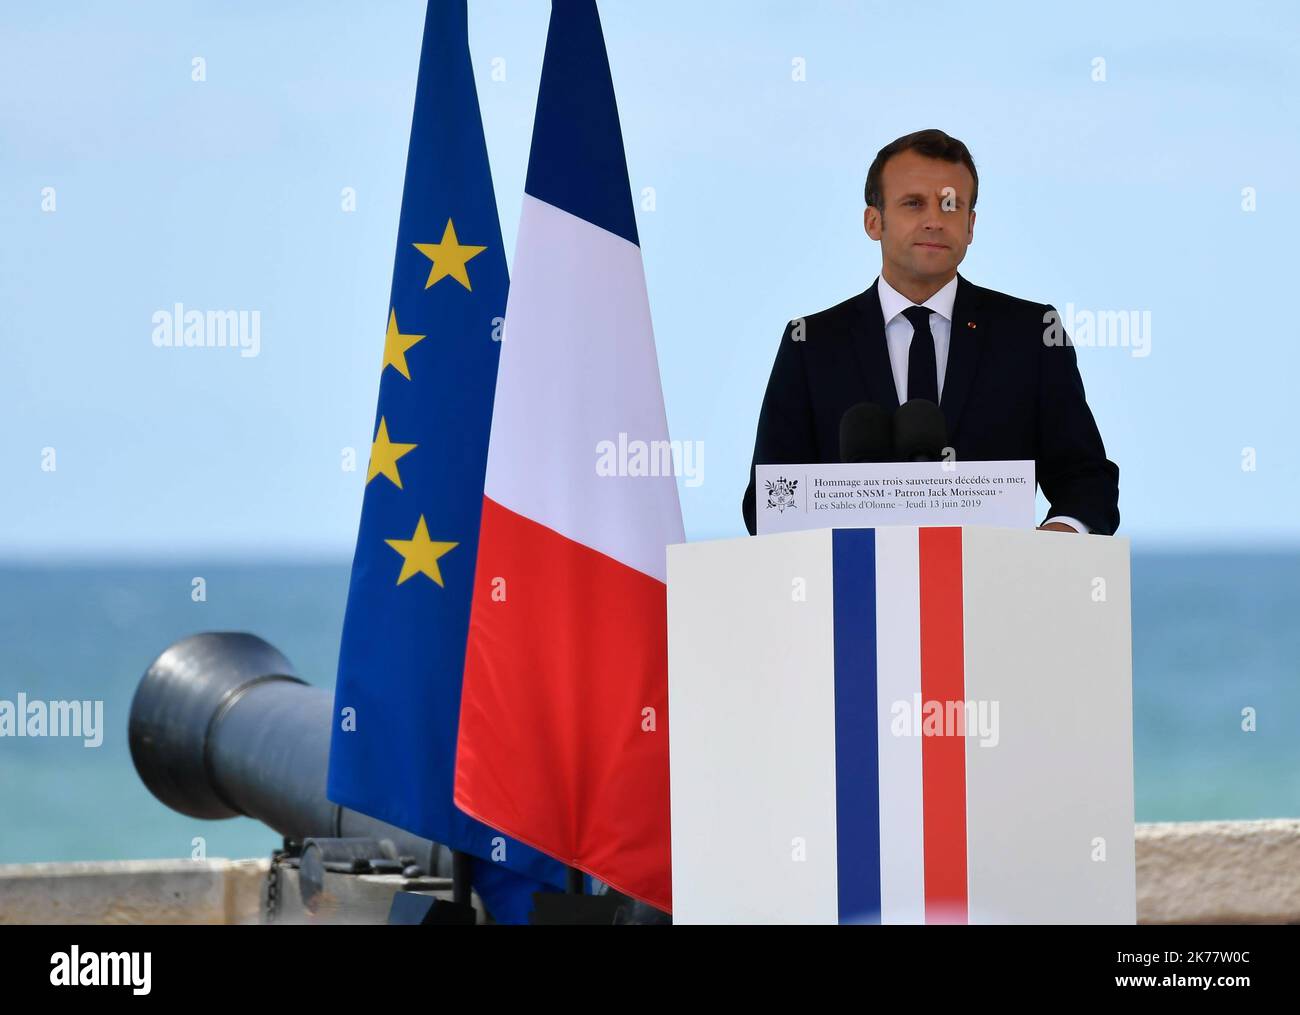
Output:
[[876, 273, 1089, 534]]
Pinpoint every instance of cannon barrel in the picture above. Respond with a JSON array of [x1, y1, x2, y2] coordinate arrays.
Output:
[[128, 631, 452, 877]]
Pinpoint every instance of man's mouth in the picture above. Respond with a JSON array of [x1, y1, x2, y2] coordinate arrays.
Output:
[[915, 242, 947, 249]]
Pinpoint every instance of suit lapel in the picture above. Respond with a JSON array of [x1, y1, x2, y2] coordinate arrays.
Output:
[[849, 280, 900, 414], [940, 272, 985, 440], [850, 274, 988, 437]]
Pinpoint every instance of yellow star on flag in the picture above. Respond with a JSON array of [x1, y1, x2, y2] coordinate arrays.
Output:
[[385, 516, 458, 587], [382, 308, 426, 380], [366, 417, 417, 489], [413, 219, 487, 291]]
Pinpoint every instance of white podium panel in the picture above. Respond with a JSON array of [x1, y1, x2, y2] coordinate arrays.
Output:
[[666, 526, 1134, 925]]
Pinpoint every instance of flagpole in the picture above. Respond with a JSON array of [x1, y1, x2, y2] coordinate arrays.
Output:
[[452, 849, 473, 906]]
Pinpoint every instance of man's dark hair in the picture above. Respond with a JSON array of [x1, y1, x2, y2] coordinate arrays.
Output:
[[864, 129, 979, 212]]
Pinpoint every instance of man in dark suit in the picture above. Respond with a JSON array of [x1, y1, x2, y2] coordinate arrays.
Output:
[[742, 128, 1119, 536]]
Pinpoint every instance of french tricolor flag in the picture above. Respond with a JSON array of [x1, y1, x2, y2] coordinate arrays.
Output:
[[453, 0, 684, 912]]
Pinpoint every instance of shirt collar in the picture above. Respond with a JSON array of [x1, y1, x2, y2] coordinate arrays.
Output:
[[877, 272, 959, 327]]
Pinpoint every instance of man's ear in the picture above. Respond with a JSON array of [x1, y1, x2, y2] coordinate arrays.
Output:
[[967, 210, 976, 242], [864, 206, 882, 241]]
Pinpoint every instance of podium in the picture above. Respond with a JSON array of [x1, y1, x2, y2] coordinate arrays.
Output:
[[666, 525, 1134, 925]]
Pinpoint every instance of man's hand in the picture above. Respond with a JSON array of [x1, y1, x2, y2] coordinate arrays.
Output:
[[1037, 521, 1079, 533]]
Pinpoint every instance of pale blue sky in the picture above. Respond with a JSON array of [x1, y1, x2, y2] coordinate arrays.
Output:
[[2, 0, 1297, 558]]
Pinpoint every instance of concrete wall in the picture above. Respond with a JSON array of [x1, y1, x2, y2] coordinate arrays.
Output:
[[1136, 819, 1300, 924], [0, 858, 268, 925], [3, 819, 1298, 924]]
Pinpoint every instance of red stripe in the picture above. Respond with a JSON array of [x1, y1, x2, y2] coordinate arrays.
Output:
[[453, 496, 673, 913], [919, 527, 968, 923]]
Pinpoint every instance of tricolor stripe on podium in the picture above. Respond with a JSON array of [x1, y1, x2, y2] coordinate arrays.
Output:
[[832, 526, 972, 924], [666, 524, 1136, 925]]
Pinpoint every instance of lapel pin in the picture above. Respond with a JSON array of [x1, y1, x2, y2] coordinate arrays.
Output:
[[966, 321, 977, 329]]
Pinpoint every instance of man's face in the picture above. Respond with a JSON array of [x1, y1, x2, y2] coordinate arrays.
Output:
[[864, 149, 975, 286]]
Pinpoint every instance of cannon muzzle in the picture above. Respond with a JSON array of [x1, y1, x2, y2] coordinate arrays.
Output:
[[128, 631, 451, 877]]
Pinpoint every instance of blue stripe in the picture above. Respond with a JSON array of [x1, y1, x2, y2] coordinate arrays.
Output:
[[832, 528, 882, 924], [523, 0, 640, 246]]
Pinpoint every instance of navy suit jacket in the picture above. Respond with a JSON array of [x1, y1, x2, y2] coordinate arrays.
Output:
[[741, 273, 1120, 535]]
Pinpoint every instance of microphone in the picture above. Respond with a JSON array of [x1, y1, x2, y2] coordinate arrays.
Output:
[[839, 402, 893, 463], [894, 399, 948, 462]]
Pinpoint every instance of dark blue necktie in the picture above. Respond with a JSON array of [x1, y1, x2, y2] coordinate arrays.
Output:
[[902, 305, 938, 404]]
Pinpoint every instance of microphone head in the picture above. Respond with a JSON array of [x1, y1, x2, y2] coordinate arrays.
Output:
[[894, 399, 948, 462], [839, 402, 893, 463]]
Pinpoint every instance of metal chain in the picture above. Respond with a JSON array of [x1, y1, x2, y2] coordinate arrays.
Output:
[[264, 845, 287, 925]]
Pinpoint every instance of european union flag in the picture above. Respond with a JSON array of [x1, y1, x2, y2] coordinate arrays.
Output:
[[326, 0, 568, 923]]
